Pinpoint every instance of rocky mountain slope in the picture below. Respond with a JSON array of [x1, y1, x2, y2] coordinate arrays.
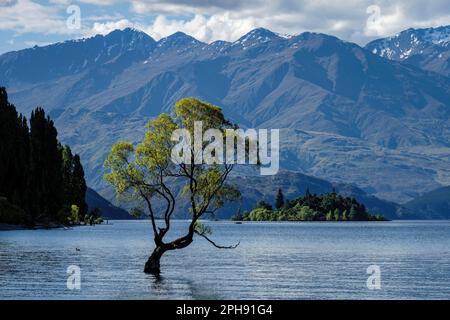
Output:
[[366, 25, 450, 76], [1, 27, 450, 205]]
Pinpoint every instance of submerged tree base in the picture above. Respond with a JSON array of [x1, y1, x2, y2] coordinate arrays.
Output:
[[144, 247, 165, 274]]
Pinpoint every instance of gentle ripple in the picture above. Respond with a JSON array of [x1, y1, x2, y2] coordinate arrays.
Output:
[[0, 220, 449, 299]]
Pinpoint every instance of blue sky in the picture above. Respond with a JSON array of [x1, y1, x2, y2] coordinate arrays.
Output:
[[1, 0, 450, 54]]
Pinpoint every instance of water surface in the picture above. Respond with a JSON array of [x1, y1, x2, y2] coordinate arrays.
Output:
[[1, 220, 449, 299]]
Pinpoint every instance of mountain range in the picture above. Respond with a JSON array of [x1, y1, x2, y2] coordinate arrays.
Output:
[[366, 25, 450, 76], [1, 26, 450, 218]]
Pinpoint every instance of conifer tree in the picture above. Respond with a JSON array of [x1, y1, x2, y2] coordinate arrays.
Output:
[[60, 145, 88, 219], [0, 87, 88, 225], [72, 154, 88, 218], [29, 108, 64, 222], [0, 88, 30, 218], [275, 188, 285, 209]]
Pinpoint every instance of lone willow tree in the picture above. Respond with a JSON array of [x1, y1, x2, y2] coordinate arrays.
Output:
[[104, 98, 260, 274]]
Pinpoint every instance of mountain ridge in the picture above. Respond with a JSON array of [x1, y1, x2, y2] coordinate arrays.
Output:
[[2, 26, 450, 207], [366, 25, 450, 76], [403, 185, 450, 219], [86, 188, 131, 220]]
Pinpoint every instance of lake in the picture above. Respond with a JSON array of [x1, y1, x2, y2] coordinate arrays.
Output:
[[0, 220, 449, 300]]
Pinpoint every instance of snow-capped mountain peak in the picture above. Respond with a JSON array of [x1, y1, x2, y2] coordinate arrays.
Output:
[[366, 25, 450, 76], [233, 28, 283, 47]]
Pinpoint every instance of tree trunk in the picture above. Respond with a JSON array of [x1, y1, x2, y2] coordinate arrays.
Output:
[[144, 246, 165, 274]]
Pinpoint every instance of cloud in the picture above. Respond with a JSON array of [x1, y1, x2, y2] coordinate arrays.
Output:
[[87, 13, 257, 43], [78, 0, 117, 5], [124, 0, 450, 44], [2, 0, 450, 47], [90, 18, 134, 35], [142, 14, 256, 43], [0, 0, 78, 35], [0, 0, 18, 7], [129, 0, 254, 15]]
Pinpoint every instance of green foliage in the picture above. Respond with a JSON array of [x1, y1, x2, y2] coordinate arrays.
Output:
[[0, 87, 88, 226], [130, 207, 146, 219], [104, 97, 247, 257], [245, 207, 273, 221], [194, 221, 212, 236], [104, 98, 241, 212], [256, 201, 273, 211], [84, 208, 103, 226], [69, 205, 80, 224], [28, 107, 64, 222], [0, 88, 30, 217], [61, 146, 88, 220], [244, 192, 387, 222], [342, 210, 348, 221]]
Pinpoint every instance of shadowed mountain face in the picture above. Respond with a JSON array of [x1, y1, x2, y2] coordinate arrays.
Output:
[[85, 188, 131, 220], [366, 25, 450, 77], [403, 186, 450, 219], [1, 27, 450, 204]]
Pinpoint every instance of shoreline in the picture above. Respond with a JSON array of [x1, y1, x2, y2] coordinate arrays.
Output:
[[0, 223, 70, 231], [0, 224, 28, 231]]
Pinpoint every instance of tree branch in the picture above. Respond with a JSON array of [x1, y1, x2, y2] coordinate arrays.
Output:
[[194, 230, 240, 249], [139, 190, 159, 240]]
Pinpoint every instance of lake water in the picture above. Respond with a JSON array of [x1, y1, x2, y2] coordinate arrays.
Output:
[[1, 220, 449, 300]]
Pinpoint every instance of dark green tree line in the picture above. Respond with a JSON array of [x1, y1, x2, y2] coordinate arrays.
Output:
[[61, 146, 88, 220], [232, 189, 387, 222], [0, 87, 87, 225]]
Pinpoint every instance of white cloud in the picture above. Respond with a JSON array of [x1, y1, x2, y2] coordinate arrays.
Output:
[[0, 0, 78, 35], [88, 13, 256, 43], [140, 13, 256, 43], [124, 0, 450, 44], [78, 0, 117, 5], [90, 18, 134, 35], [2, 0, 450, 46]]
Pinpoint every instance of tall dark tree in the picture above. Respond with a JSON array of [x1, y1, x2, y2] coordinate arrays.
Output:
[[0, 87, 89, 226], [29, 108, 64, 222], [61, 144, 74, 208], [72, 154, 88, 218], [0, 88, 30, 215], [275, 188, 285, 209], [60, 145, 88, 219]]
